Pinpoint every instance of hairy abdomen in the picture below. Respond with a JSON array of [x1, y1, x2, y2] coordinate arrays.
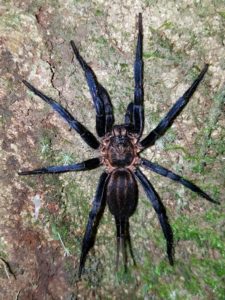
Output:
[[106, 168, 138, 220]]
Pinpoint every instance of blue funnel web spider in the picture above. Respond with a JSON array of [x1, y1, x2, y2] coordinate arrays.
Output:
[[19, 13, 219, 278]]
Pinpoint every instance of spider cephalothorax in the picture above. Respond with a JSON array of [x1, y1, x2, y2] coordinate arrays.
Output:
[[100, 125, 141, 172], [19, 13, 219, 278]]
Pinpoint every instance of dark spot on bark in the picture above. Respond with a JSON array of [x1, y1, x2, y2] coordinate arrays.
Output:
[[6, 155, 19, 171], [1, 137, 15, 152], [11, 186, 29, 213]]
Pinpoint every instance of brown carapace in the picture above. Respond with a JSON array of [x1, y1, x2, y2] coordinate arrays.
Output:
[[19, 13, 219, 278], [101, 125, 140, 171]]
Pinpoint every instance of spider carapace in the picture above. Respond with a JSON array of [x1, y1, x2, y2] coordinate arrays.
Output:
[[101, 125, 140, 170], [19, 13, 219, 278]]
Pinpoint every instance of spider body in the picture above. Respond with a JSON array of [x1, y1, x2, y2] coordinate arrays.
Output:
[[19, 13, 219, 278]]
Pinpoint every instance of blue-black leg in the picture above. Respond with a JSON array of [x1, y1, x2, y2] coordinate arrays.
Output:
[[141, 158, 219, 204], [124, 102, 134, 127], [115, 219, 136, 271], [70, 41, 114, 136], [18, 157, 101, 175], [140, 64, 209, 149], [133, 13, 144, 135], [23, 80, 100, 149], [79, 172, 109, 278], [98, 83, 114, 133], [135, 168, 174, 265], [115, 218, 128, 272], [126, 221, 136, 266]]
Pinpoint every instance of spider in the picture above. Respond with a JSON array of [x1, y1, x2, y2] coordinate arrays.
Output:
[[19, 13, 219, 278]]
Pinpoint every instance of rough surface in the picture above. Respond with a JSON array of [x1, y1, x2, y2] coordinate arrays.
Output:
[[0, 0, 224, 299]]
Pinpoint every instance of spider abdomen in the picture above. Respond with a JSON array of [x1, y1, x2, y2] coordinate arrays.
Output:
[[106, 168, 138, 219]]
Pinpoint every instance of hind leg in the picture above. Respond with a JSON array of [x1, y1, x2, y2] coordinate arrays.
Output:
[[115, 218, 136, 272]]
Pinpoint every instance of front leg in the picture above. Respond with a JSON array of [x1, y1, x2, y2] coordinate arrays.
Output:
[[70, 41, 114, 136], [140, 64, 209, 149], [124, 14, 144, 135], [23, 80, 100, 149], [133, 13, 144, 136]]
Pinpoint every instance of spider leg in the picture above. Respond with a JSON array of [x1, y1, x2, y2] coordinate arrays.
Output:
[[78, 172, 109, 278], [141, 158, 219, 204], [133, 13, 144, 136], [125, 220, 136, 266], [135, 168, 174, 265], [115, 219, 136, 272], [23, 80, 100, 149], [115, 219, 128, 272], [116, 237, 128, 273], [124, 102, 134, 127], [140, 64, 209, 149], [70, 41, 114, 136], [98, 83, 115, 133], [18, 157, 101, 175]]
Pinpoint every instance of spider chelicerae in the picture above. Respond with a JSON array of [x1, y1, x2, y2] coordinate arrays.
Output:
[[19, 13, 219, 278]]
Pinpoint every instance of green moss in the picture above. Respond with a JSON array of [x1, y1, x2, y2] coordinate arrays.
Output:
[[140, 260, 175, 299], [120, 63, 129, 72], [147, 26, 184, 64], [218, 11, 225, 19], [38, 128, 60, 163], [173, 215, 224, 253], [42, 180, 89, 257], [72, 0, 84, 3], [203, 209, 224, 223], [160, 20, 175, 30], [143, 50, 164, 60], [115, 268, 136, 285], [0, 114, 7, 127], [55, 151, 75, 165], [190, 88, 225, 176], [138, 211, 225, 299], [95, 9, 104, 16], [39, 134, 52, 158], [0, 13, 21, 30], [145, 0, 158, 6], [51, 222, 69, 241], [190, 258, 225, 299], [0, 242, 7, 260], [94, 36, 108, 45], [164, 144, 191, 157]]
